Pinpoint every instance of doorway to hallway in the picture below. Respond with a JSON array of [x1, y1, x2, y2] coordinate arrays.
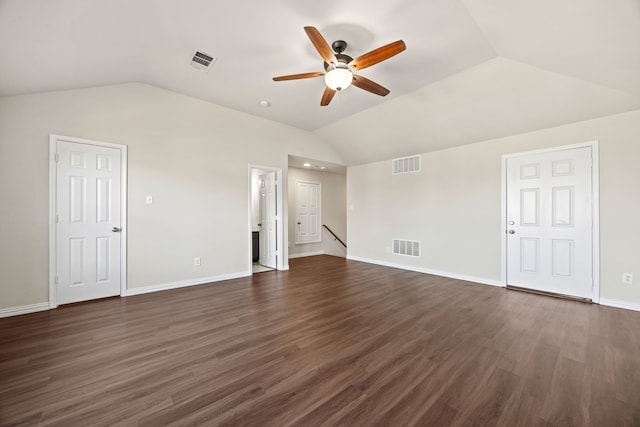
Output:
[[249, 165, 284, 273]]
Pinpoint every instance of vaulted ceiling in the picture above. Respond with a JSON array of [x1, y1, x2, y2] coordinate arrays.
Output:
[[1, 0, 639, 165]]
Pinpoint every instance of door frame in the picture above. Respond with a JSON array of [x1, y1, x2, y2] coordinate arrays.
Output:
[[501, 141, 600, 302], [248, 165, 285, 272], [48, 134, 128, 309]]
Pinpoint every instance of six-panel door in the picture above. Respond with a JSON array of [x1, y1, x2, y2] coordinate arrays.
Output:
[[56, 140, 121, 304], [506, 147, 593, 299]]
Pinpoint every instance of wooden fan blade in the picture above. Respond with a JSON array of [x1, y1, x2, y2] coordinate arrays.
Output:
[[320, 87, 336, 106], [349, 40, 406, 70], [304, 26, 337, 64], [352, 75, 390, 96], [273, 72, 324, 81]]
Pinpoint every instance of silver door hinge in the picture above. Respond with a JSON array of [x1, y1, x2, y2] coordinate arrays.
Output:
[[55, 214, 59, 223], [55, 153, 59, 162], [54, 276, 59, 284]]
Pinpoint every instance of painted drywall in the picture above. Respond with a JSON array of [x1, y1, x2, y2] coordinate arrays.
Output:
[[316, 57, 640, 166], [0, 83, 344, 310], [288, 167, 346, 258], [347, 109, 640, 305]]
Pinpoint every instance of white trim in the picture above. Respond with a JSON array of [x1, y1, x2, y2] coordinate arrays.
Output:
[[0, 303, 50, 318], [124, 271, 251, 296], [500, 155, 508, 289], [500, 140, 600, 301], [591, 143, 601, 303], [248, 165, 285, 273], [48, 140, 57, 309], [289, 251, 325, 259], [599, 298, 640, 312], [347, 255, 503, 287], [49, 134, 128, 308], [501, 141, 599, 159]]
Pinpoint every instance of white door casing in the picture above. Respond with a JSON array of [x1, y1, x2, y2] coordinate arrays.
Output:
[[295, 181, 321, 244], [49, 135, 127, 307], [504, 144, 597, 300], [259, 172, 277, 269]]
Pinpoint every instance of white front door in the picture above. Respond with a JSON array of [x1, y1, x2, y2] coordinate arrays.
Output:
[[259, 172, 277, 269], [506, 146, 594, 299], [295, 181, 321, 244], [55, 139, 123, 304]]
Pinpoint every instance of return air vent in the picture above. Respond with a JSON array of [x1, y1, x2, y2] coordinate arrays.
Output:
[[393, 239, 420, 257], [392, 155, 421, 175], [189, 50, 216, 71]]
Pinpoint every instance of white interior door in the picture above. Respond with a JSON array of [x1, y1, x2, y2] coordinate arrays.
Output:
[[55, 139, 122, 304], [295, 181, 321, 244], [506, 146, 593, 299], [259, 172, 277, 269]]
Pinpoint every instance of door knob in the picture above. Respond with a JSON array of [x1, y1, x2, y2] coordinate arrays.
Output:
[[257, 223, 262, 227], [112, 227, 122, 232], [297, 222, 301, 225], [508, 230, 515, 234]]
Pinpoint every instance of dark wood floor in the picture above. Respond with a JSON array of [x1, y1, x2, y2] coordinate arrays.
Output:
[[1, 256, 640, 426]]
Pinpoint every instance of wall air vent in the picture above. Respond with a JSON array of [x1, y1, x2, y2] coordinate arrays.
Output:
[[393, 239, 420, 257], [392, 155, 421, 175], [189, 50, 216, 71]]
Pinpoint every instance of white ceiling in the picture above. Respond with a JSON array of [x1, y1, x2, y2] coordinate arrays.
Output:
[[1, 0, 639, 165]]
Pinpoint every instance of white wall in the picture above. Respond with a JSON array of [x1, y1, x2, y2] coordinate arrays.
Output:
[[0, 83, 344, 310], [347, 109, 640, 307], [288, 167, 346, 258]]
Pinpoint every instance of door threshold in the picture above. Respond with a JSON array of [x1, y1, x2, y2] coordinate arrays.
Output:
[[252, 264, 275, 274], [506, 285, 592, 303]]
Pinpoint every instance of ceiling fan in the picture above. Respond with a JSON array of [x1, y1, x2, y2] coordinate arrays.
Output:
[[273, 26, 406, 106]]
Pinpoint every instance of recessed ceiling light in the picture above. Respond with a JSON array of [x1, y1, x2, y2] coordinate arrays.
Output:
[[259, 100, 271, 108], [320, 166, 327, 170], [303, 163, 311, 167]]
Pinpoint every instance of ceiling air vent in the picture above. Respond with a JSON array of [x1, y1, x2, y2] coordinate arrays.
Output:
[[393, 239, 420, 257], [392, 155, 421, 175], [189, 50, 216, 72]]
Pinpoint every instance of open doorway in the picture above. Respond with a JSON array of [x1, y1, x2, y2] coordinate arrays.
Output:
[[249, 165, 284, 274], [288, 156, 347, 260]]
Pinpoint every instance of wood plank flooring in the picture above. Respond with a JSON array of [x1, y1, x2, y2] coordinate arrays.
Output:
[[1, 255, 640, 426]]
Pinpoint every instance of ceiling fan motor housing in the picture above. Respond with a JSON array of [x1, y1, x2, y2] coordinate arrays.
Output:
[[323, 40, 353, 71], [324, 53, 353, 71]]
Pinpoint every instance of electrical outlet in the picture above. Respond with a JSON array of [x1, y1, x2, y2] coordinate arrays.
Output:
[[194, 257, 201, 267], [146, 195, 153, 204], [622, 273, 633, 284]]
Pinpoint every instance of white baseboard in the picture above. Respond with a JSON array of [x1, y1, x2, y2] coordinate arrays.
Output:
[[288, 251, 325, 259], [599, 298, 640, 312], [124, 271, 251, 296], [0, 302, 50, 318], [346, 255, 504, 288]]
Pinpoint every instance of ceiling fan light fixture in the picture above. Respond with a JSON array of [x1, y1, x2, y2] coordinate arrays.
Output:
[[272, 27, 406, 106], [324, 66, 353, 91]]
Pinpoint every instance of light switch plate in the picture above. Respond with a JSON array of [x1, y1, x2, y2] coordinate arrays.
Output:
[[146, 195, 153, 205]]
